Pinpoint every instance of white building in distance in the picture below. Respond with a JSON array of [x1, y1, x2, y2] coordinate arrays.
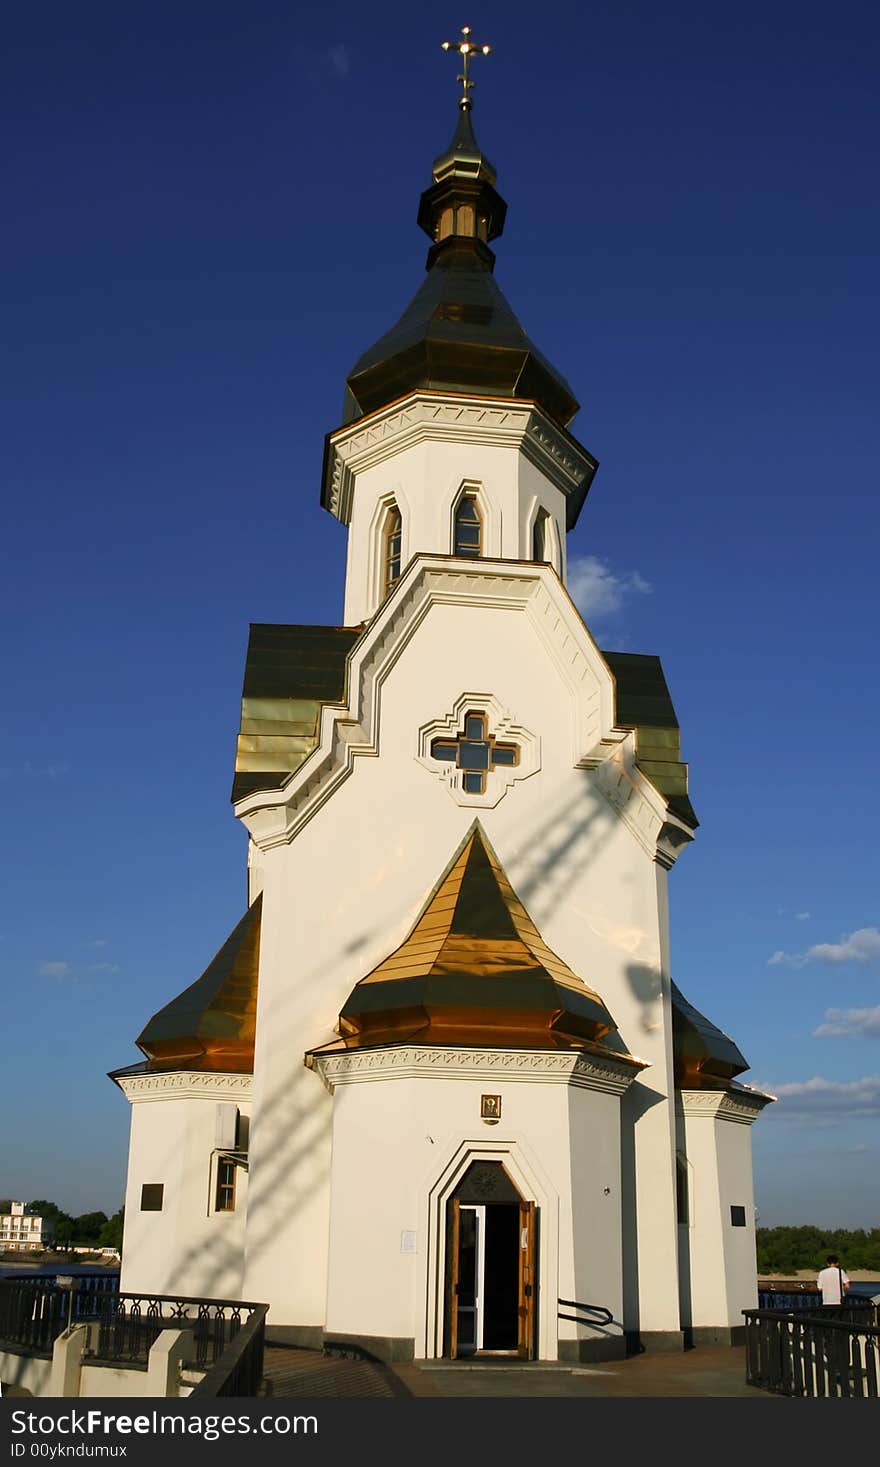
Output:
[[111, 51, 772, 1362], [0, 1202, 54, 1252]]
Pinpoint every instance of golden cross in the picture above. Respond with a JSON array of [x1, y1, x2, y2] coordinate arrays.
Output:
[[440, 25, 491, 108]]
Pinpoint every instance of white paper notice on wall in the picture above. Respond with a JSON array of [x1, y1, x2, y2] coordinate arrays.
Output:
[[400, 1230, 417, 1254]]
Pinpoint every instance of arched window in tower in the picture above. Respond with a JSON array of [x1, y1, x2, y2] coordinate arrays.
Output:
[[454, 495, 482, 559], [382, 504, 402, 596], [457, 203, 475, 237], [532, 509, 551, 563]]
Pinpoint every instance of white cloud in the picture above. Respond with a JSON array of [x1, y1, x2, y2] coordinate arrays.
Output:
[[796, 912, 811, 921], [38, 961, 70, 979], [88, 962, 119, 976], [0, 760, 70, 781], [814, 1006, 880, 1039], [328, 45, 350, 78], [764, 1075, 880, 1119], [768, 925, 880, 968], [88, 938, 108, 949], [567, 555, 653, 623]]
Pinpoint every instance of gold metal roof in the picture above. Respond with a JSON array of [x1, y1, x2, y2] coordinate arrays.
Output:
[[339, 824, 625, 1052], [671, 980, 748, 1088], [136, 898, 261, 1072]]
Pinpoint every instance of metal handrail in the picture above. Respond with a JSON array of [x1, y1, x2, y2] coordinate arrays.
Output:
[[557, 1297, 614, 1327]]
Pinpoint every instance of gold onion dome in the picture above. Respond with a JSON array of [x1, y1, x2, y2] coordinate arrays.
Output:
[[337, 825, 631, 1055], [342, 43, 579, 430]]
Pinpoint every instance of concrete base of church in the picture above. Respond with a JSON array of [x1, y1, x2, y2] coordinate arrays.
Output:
[[265, 1325, 324, 1351], [626, 1329, 686, 1353], [685, 1325, 746, 1348], [558, 1337, 627, 1364], [322, 1333, 416, 1364]]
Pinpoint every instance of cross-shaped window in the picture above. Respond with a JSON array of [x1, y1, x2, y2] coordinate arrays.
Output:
[[430, 712, 520, 794]]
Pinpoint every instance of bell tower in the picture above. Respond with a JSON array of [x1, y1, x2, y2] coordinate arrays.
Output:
[[321, 29, 598, 626]]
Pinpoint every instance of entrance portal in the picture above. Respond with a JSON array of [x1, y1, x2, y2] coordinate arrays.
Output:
[[445, 1161, 537, 1359]]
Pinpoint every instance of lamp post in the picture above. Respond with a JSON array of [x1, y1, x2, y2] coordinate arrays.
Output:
[[55, 1275, 76, 1332]]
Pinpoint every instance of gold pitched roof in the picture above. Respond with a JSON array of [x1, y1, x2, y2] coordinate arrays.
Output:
[[671, 980, 748, 1088], [136, 898, 261, 1072], [339, 824, 624, 1052]]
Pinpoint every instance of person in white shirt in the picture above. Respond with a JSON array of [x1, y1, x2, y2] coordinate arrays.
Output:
[[816, 1254, 850, 1305]]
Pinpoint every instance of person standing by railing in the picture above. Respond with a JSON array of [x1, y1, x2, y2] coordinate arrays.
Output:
[[816, 1254, 850, 1307]]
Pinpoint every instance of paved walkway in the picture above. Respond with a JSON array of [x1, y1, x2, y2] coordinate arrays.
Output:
[[262, 1344, 770, 1398]]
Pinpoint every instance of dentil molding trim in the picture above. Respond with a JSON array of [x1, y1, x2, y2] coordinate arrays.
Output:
[[323, 392, 595, 524], [306, 1044, 642, 1097], [116, 1071, 253, 1105], [677, 1087, 775, 1125]]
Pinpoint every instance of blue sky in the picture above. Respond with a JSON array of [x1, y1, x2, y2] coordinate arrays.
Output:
[[2, 0, 878, 1228]]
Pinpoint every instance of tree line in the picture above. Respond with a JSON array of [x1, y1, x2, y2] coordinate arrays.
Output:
[[757, 1226, 880, 1274], [0, 1199, 124, 1251]]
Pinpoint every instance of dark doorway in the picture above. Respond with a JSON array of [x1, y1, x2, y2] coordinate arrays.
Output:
[[445, 1161, 537, 1359], [482, 1203, 519, 1350]]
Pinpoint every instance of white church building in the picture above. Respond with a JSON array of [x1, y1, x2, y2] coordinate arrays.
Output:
[[111, 42, 771, 1363]]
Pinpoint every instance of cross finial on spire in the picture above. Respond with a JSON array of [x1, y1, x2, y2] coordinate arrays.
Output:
[[441, 25, 491, 111]]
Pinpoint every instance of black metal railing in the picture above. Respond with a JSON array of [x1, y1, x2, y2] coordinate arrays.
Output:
[[0, 1276, 67, 1355], [557, 1297, 614, 1328], [0, 1276, 263, 1381], [744, 1308, 880, 1397], [88, 1292, 264, 1370], [189, 1304, 268, 1397]]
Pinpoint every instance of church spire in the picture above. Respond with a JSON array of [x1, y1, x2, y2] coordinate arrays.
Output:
[[417, 26, 507, 267], [340, 30, 580, 429]]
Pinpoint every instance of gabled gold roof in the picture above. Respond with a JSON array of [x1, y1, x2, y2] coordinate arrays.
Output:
[[339, 824, 623, 1052], [136, 898, 261, 1072]]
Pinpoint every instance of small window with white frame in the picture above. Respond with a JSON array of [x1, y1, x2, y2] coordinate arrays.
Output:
[[382, 502, 402, 597], [215, 1157, 237, 1213]]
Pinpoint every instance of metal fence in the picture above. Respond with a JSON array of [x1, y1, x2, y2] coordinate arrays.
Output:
[[744, 1308, 880, 1397], [88, 1292, 263, 1370], [0, 1276, 265, 1384]]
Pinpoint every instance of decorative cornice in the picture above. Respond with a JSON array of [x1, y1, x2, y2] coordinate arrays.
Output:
[[323, 392, 594, 525], [677, 1086, 774, 1126], [306, 1044, 642, 1097], [115, 1070, 253, 1104]]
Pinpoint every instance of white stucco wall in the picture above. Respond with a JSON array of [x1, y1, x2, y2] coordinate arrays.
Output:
[[117, 1075, 250, 1302], [311, 1052, 630, 1358], [677, 1091, 765, 1333]]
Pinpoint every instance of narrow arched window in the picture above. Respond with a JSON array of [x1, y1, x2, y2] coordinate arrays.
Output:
[[383, 504, 402, 596], [457, 204, 475, 237], [454, 495, 482, 558], [532, 509, 551, 562]]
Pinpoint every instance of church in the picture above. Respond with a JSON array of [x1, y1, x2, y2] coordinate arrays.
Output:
[[110, 31, 772, 1363]]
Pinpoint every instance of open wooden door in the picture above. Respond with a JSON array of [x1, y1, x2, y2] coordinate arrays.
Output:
[[447, 1199, 461, 1360], [517, 1200, 536, 1359]]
